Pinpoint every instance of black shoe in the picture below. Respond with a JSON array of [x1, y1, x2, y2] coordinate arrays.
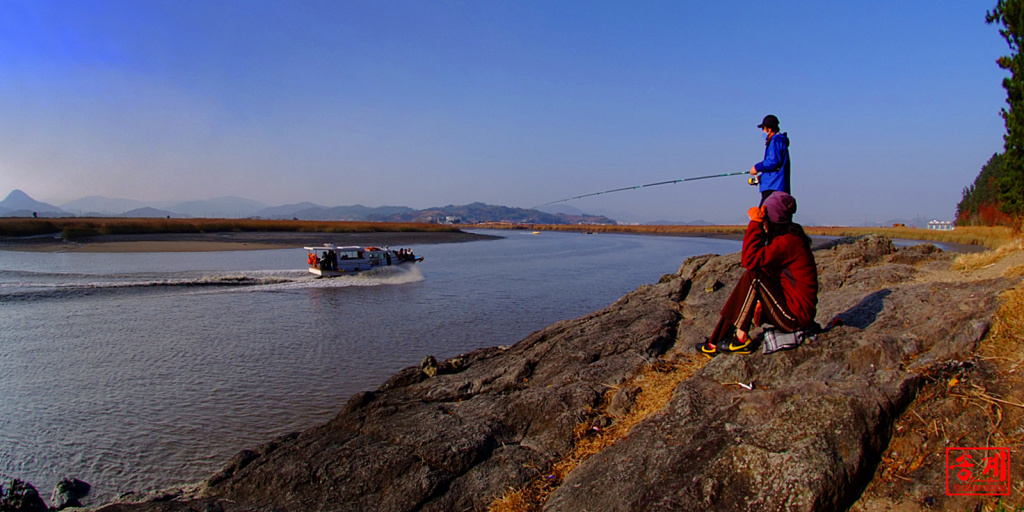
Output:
[[720, 337, 753, 354], [696, 341, 718, 357]]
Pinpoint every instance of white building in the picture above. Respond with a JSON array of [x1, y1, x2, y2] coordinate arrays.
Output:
[[928, 220, 954, 231]]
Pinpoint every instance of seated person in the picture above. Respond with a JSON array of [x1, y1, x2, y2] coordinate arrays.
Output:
[[697, 191, 818, 355]]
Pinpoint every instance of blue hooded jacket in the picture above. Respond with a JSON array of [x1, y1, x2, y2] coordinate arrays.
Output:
[[754, 132, 790, 194]]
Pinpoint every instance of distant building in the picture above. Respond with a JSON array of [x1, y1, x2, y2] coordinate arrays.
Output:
[[928, 220, 953, 231]]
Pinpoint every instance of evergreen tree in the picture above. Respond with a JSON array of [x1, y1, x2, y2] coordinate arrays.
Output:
[[988, 1, 1024, 217], [957, 153, 1014, 225]]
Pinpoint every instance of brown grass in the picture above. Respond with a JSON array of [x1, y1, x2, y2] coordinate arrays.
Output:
[[805, 225, 1014, 249], [472, 223, 1012, 249], [963, 281, 1024, 509], [5, 218, 1009, 248], [984, 284, 1024, 373], [857, 242, 1024, 511], [481, 223, 749, 236], [488, 354, 707, 512], [953, 240, 1024, 272], [0, 218, 461, 238]]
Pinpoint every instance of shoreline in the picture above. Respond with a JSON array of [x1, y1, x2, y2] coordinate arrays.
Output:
[[72, 234, 1017, 511], [0, 230, 500, 253], [0, 229, 985, 254], [2, 234, 1014, 510]]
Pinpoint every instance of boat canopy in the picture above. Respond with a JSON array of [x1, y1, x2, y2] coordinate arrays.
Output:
[[303, 244, 389, 251]]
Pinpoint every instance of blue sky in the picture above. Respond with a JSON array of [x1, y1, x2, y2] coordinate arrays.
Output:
[[0, 1, 1009, 225]]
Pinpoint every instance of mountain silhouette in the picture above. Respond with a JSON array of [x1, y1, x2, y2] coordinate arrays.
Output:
[[0, 190, 66, 216]]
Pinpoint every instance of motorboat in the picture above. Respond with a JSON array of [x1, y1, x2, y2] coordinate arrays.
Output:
[[304, 244, 422, 277]]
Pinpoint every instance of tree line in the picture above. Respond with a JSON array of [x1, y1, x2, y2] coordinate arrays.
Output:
[[961, 1, 1024, 227]]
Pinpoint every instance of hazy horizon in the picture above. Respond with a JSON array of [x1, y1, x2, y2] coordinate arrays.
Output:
[[0, 188, 951, 227]]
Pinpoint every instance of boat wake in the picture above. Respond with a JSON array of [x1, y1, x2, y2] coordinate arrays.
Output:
[[276, 265, 425, 290], [0, 266, 425, 301]]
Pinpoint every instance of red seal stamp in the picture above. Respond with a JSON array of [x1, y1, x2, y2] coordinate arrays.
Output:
[[946, 447, 1011, 495]]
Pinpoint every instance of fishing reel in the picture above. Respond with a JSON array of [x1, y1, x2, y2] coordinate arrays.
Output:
[[748, 176, 760, 186]]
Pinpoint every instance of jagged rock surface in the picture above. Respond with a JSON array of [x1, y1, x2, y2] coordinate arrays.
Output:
[[95, 236, 1011, 512]]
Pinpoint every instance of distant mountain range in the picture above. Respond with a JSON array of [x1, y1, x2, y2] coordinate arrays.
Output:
[[0, 189, 943, 228], [0, 190, 617, 226]]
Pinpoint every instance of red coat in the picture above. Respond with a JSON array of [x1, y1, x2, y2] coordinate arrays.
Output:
[[741, 221, 818, 327]]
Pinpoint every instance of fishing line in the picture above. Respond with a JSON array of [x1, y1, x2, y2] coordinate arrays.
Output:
[[533, 171, 750, 208]]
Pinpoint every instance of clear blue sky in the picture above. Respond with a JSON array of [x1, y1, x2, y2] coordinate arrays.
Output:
[[0, 0, 1009, 225]]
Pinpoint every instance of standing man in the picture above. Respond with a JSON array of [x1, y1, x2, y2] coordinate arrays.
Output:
[[750, 114, 791, 206]]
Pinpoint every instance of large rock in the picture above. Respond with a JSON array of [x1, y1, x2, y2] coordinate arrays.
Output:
[[95, 236, 1009, 512], [51, 477, 91, 510], [0, 479, 48, 512]]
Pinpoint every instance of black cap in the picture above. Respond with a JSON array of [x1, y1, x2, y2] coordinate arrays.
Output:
[[757, 114, 780, 131]]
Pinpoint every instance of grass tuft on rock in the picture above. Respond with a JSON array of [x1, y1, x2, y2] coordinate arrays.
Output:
[[488, 353, 707, 512]]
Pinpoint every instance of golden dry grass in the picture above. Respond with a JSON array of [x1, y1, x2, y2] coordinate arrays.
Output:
[[5, 218, 1011, 248], [860, 242, 1024, 511], [968, 281, 1024, 509], [805, 225, 1014, 249], [476, 223, 1012, 249], [984, 284, 1024, 372], [488, 354, 707, 512], [952, 240, 1024, 272], [490, 223, 749, 236], [0, 218, 461, 238], [1005, 264, 1024, 279]]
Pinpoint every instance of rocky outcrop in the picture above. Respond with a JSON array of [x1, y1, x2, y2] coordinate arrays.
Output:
[[94, 236, 1012, 512], [545, 238, 998, 512], [51, 478, 91, 510], [0, 479, 48, 512]]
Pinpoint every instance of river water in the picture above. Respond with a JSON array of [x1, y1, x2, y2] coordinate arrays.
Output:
[[0, 230, 743, 503]]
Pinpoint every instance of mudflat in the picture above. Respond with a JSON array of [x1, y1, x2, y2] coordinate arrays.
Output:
[[0, 230, 500, 253]]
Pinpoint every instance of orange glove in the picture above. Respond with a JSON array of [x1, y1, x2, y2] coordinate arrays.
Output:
[[748, 206, 765, 223]]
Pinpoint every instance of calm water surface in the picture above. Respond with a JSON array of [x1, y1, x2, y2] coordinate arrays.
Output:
[[0, 230, 740, 503]]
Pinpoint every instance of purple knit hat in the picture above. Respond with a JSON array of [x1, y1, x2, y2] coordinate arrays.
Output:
[[764, 191, 797, 224]]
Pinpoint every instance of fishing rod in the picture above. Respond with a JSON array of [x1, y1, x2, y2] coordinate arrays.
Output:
[[533, 171, 752, 208]]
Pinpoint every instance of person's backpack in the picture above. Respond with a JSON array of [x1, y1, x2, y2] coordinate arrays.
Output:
[[762, 323, 821, 354]]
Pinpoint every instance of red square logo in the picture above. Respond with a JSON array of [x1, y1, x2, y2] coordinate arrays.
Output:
[[946, 447, 1011, 495]]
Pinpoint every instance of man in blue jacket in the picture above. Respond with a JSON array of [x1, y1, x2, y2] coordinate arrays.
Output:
[[750, 114, 791, 206]]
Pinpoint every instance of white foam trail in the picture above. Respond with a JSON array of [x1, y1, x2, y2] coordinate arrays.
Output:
[[267, 265, 425, 290], [0, 266, 426, 299]]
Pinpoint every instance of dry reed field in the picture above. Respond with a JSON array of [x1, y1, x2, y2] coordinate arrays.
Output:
[[0, 218, 461, 239], [1, 218, 1010, 250], [483, 223, 1012, 249], [806, 225, 1014, 249]]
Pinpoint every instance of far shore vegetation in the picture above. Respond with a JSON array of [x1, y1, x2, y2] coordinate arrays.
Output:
[[0, 217, 463, 240], [0, 217, 1014, 249], [480, 222, 1015, 249]]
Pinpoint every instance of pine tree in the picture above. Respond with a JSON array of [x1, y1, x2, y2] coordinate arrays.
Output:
[[988, 1, 1024, 217], [957, 153, 1014, 225]]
